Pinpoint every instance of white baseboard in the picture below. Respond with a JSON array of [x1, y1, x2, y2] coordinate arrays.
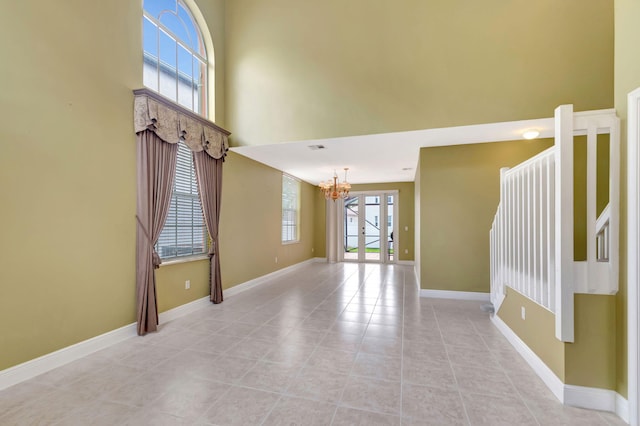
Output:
[[224, 257, 322, 297], [0, 257, 324, 392], [420, 289, 491, 302], [492, 314, 629, 422], [491, 314, 565, 401], [158, 296, 211, 323], [616, 393, 630, 424], [0, 294, 217, 392], [564, 384, 617, 412], [0, 322, 138, 391], [397, 260, 415, 266]]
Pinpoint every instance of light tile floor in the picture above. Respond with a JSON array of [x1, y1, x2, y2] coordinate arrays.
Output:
[[0, 263, 627, 425]]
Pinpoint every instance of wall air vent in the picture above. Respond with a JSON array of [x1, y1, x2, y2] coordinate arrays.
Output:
[[308, 144, 326, 150]]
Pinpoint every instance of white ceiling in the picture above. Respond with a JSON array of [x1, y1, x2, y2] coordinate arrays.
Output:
[[230, 116, 555, 185]]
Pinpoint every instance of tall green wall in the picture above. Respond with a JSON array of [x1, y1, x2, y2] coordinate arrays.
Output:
[[226, 0, 613, 146], [0, 0, 315, 371], [0, 0, 624, 394]]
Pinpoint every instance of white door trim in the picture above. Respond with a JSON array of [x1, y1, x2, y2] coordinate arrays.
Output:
[[627, 87, 640, 426], [340, 190, 399, 264]]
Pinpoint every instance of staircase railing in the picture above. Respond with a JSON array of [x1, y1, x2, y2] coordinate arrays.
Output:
[[490, 105, 619, 342], [490, 147, 556, 314]]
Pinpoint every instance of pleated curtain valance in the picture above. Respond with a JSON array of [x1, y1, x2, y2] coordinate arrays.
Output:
[[133, 88, 230, 159], [133, 88, 230, 335]]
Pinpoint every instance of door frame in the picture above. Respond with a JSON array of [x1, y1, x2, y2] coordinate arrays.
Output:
[[338, 190, 398, 264], [627, 87, 640, 426]]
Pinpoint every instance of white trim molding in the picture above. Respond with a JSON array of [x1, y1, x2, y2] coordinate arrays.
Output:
[[492, 314, 629, 422], [0, 323, 138, 391], [0, 294, 212, 392], [564, 385, 620, 413], [618, 394, 631, 424], [397, 260, 415, 266], [492, 314, 565, 401], [0, 257, 325, 392], [224, 257, 323, 297], [628, 86, 640, 426], [420, 289, 491, 302]]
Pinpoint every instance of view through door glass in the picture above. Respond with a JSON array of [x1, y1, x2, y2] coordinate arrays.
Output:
[[364, 195, 382, 261], [343, 194, 395, 263], [344, 196, 359, 261], [387, 194, 394, 262]]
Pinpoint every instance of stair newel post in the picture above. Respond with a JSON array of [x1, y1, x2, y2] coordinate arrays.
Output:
[[499, 167, 510, 302], [554, 104, 575, 342]]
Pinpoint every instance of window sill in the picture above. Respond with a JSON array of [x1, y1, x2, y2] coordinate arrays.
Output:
[[282, 240, 300, 246], [159, 254, 209, 267]]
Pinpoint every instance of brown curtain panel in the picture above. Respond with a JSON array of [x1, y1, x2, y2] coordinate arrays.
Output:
[[136, 130, 178, 335], [193, 150, 224, 304]]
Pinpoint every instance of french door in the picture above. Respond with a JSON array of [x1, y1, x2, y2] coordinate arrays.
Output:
[[341, 192, 397, 263]]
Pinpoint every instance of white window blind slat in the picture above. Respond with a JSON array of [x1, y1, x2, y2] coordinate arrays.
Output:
[[282, 174, 300, 243], [156, 142, 206, 259]]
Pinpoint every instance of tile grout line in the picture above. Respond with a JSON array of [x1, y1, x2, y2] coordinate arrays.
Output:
[[481, 329, 543, 426], [433, 303, 473, 426], [399, 267, 407, 424], [329, 263, 383, 425], [258, 263, 359, 426]]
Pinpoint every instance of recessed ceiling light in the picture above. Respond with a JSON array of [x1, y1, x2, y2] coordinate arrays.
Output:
[[308, 144, 325, 150], [522, 130, 540, 140]]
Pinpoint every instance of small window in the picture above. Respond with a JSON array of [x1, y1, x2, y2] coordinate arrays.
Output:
[[156, 142, 206, 259], [282, 175, 300, 243]]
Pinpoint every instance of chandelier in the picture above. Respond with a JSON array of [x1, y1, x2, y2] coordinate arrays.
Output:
[[319, 168, 351, 201]]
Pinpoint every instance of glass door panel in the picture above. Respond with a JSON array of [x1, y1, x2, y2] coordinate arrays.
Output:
[[342, 193, 396, 264], [364, 196, 382, 262], [387, 195, 395, 262], [343, 196, 359, 261]]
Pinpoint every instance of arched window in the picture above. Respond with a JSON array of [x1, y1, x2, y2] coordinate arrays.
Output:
[[142, 0, 210, 260], [143, 0, 208, 116]]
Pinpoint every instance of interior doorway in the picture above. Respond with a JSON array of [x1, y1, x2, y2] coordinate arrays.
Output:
[[341, 191, 397, 263]]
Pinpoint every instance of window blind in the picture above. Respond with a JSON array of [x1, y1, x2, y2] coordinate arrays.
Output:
[[282, 174, 300, 243], [156, 142, 206, 259]]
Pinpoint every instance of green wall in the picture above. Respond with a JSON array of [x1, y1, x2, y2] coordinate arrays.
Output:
[[156, 259, 210, 313], [498, 289, 617, 390], [0, 0, 315, 371], [0, 0, 144, 370], [219, 152, 317, 289], [565, 294, 617, 389], [614, 0, 640, 399], [418, 139, 554, 292], [347, 182, 415, 262], [0, 0, 625, 395], [225, 0, 613, 146], [498, 288, 565, 380], [573, 134, 611, 261]]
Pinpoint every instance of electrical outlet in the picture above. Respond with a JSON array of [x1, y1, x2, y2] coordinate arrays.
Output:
[[185, 280, 190, 290], [404, 226, 408, 231], [275, 256, 278, 263], [521, 306, 526, 320], [404, 249, 408, 254], [311, 248, 314, 253]]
